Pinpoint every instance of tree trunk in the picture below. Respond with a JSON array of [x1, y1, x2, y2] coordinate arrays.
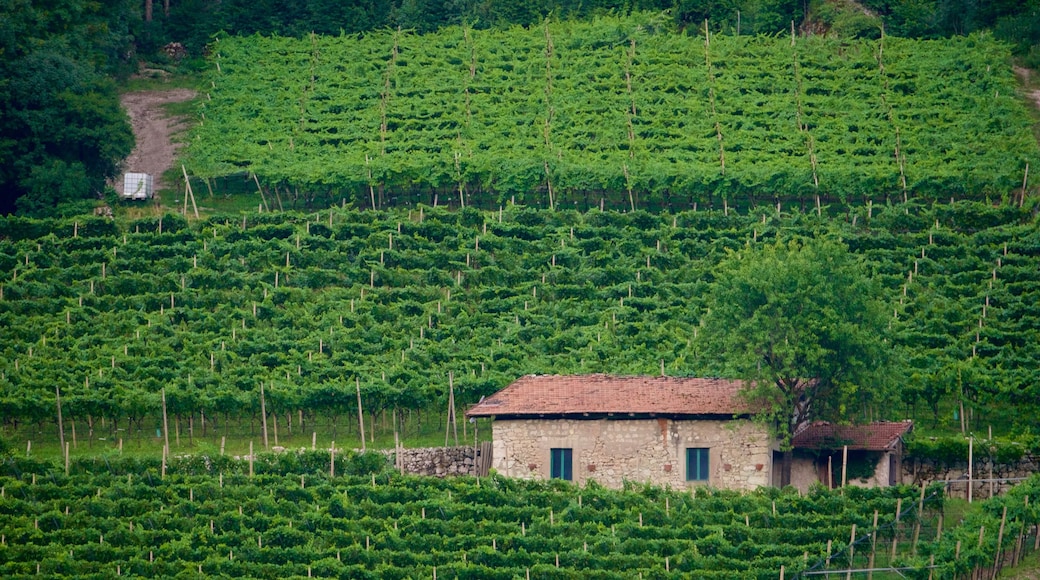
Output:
[[781, 449, 793, 487], [145, 0, 153, 22]]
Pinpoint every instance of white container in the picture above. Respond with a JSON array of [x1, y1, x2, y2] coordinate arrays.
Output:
[[121, 173, 153, 200]]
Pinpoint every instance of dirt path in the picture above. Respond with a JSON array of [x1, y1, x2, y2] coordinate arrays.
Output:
[[1014, 67, 1040, 111], [116, 88, 196, 196]]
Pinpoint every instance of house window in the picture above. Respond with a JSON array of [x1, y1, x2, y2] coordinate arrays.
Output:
[[686, 448, 710, 481], [550, 448, 573, 480]]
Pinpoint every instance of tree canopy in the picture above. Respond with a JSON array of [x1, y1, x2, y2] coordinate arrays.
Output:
[[696, 236, 899, 485], [0, 0, 136, 216]]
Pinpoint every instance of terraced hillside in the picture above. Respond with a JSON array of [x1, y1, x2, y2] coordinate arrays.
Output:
[[0, 202, 1037, 439], [186, 15, 1040, 209]]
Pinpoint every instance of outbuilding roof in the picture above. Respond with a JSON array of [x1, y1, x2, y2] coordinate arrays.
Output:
[[792, 420, 913, 451], [465, 374, 751, 418]]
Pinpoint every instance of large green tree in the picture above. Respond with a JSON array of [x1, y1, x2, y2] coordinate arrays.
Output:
[[696, 237, 898, 486], [0, 0, 136, 216]]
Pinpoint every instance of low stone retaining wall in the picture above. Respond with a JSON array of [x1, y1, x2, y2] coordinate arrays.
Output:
[[386, 446, 477, 477], [904, 455, 1040, 498]]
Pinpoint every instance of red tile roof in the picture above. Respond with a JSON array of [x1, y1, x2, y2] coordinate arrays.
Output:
[[465, 374, 752, 418], [792, 421, 913, 451]]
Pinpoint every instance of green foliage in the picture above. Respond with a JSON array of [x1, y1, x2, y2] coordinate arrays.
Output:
[[810, 0, 884, 38], [0, 468, 935, 577], [152, 1, 683, 55], [0, 0, 136, 216], [697, 237, 896, 448], [674, 0, 800, 33], [905, 435, 1028, 467], [1, 201, 1039, 446], [861, 0, 1040, 57], [188, 18, 1039, 207]]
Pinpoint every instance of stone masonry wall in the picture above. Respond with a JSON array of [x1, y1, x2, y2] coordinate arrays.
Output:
[[492, 417, 772, 490], [385, 446, 476, 477], [903, 455, 1040, 499]]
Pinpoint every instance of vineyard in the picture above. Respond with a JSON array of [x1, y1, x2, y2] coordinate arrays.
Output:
[[0, 201, 1038, 451], [0, 452, 1038, 579], [185, 15, 1040, 209]]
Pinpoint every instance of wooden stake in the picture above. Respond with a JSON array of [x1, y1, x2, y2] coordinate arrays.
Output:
[[968, 437, 973, 503], [55, 387, 65, 455], [354, 378, 366, 452], [260, 383, 269, 451], [251, 173, 269, 212], [890, 498, 902, 561], [868, 510, 878, 580], [846, 524, 856, 580], [1022, 163, 1030, 208], [912, 483, 925, 555], [181, 165, 199, 219], [445, 372, 458, 446], [161, 388, 170, 457], [994, 506, 1007, 575], [841, 445, 848, 488]]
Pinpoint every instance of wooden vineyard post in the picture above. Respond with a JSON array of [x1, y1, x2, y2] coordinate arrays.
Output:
[[994, 506, 1007, 577], [251, 173, 269, 212], [181, 165, 199, 219], [702, 23, 725, 177], [975, 525, 985, 578], [623, 164, 635, 213], [868, 510, 878, 580], [260, 382, 269, 451], [55, 387, 65, 456], [624, 38, 637, 164], [841, 445, 848, 489], [161, 388, 170, 457], [1021, 163, 1029, 208], [912, 483, 925, 555], [366, 155, 376, 210], [968, 437, 974, 503], [394, 411, 403, 475], [454, 152, 466, 209], [846, 524, 856, 580], [1015, 497, 1029, 565], [64, 442, 70, 477], [356, 378, 366, 453], [445, 372, 458, 447], [248, 441, 254, 476], [890, 498, 902, 562]]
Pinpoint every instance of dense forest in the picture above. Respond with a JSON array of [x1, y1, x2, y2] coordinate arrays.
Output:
[[0, 0, 1038, 216]]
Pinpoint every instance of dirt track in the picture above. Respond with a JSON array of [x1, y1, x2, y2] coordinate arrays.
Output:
[[117, 88, 196, 196], [1014, 67, 1040, 111]]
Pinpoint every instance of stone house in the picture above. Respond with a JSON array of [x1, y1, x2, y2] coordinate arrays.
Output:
[[465, 374, 773, 490], [785, 420, 914, 493]]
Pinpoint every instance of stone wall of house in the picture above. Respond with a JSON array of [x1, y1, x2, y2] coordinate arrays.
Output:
[[491, 417, 772, 490], [903, 456, 1040, 498], [384, 446, 476, 477], [787, 451, 894, 493]]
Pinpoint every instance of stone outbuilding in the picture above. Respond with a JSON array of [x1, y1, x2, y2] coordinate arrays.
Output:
[[465, 374, 773, 490], [786, 420, 914, 493]]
